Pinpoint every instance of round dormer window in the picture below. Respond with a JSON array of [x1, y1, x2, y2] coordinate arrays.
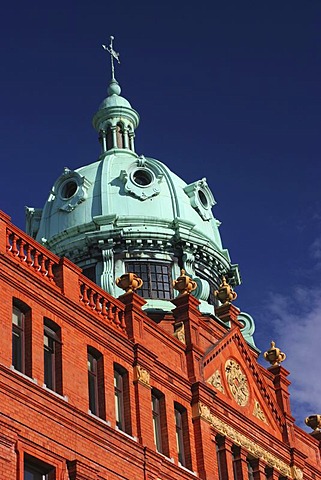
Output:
[[198, 189, 209, 208], [131, 169, 154, 187], [61, 180, 78, 199]]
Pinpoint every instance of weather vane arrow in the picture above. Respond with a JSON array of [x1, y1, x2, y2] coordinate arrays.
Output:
[[102, 35, 120, 81]]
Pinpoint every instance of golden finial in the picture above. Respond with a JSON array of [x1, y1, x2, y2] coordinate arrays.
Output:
[[116, 272, 143, 294], [173, 269, 197, 296], [214, 276, 237, 304], [305, 415, 321, 434], [263, 341, 286, 366]]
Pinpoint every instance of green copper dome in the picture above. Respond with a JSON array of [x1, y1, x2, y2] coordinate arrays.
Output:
[[26, 75, 240, 317]]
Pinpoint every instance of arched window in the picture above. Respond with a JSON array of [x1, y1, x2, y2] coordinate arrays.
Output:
[[87, 346, 105, 419], [116, 123, 124, 148], [44, 318, 62, 394], [12, 298, 31, 376], [106, 126, 113, 150]]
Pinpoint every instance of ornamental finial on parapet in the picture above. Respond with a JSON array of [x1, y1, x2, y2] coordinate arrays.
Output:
[[305, 415, 321, 434], [173, 269, 197, 296], [264, 341, 286, 366], [214, 276, 237, 304], [116, 272, 143, 294], [102, 35, 120, 82]]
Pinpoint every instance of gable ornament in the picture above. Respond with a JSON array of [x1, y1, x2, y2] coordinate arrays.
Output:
[[253, 400, 268, 424], [225, 359, 249, 407], [207, 370, 225, 393]]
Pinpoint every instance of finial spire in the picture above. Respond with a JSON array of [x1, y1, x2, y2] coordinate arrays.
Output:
[[102, 36, 120, 81]]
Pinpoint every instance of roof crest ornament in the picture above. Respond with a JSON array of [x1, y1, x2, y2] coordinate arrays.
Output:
[[102, 36, 120, 82]]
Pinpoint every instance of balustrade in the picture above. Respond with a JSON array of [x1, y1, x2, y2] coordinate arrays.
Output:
[[79, 278, 126, 332], [6, 228, 59, 283]]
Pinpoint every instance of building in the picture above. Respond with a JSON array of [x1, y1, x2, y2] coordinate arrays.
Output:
[[1, 41, 321, 479]]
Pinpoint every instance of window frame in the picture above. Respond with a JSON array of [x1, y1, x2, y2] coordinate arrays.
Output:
[[24, 454, 55, 480], [152, 391, 163, 453], [12, 305, 25, 373], [174, 405, 186, 466], [43, 319, 62, 394], [114, 367, 125, 431]]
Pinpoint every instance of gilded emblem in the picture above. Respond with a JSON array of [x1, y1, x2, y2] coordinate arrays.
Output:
[[225, 359, 249, 406], [207, 370, 225, 393], [253, 400, 267, 424]]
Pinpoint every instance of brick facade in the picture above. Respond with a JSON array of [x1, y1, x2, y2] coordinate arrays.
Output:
[[0, 210, 320, 479]]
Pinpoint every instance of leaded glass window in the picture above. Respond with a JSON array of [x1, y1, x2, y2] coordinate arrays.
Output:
[[126, 262, 172, 299]]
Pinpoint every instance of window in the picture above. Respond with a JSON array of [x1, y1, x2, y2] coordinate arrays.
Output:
[[114, 364, 131, 434], [126, 262, 172, 299], [174, 403, 191, 469], [44, 319, 62, 394], [82, 265, 96, 283], [151, 389, 168, 455], [24, 455, 55, 480], [87, 347, 105, 419], [247, 460, 254, 480], [12, 299, 32, 376], [152, 392, 162, 452]]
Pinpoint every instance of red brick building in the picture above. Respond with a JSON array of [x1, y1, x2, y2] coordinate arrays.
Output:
[[1, 212, 321, 479], [1, 46, 321, 479]]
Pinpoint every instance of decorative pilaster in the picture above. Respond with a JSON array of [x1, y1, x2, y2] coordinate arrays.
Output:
[[191, 383, 219, 479], [268, 365, 295, 444], [233, 446, 250, 480], [215, 302, 242, 329], [117, 291, 146, 343], [101, 248, 115, 295], [251, 458, 267, 480], [171, 293, 202, 382], [216, 436, 235, 480]]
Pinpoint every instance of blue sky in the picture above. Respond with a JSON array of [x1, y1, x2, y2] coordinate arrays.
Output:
[[1, 1, 321, 427]]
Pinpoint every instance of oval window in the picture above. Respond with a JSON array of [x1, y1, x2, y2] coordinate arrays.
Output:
[[198, 190, 208, 208], [61, 180, 78, 199], [132, 169, 153, 187]]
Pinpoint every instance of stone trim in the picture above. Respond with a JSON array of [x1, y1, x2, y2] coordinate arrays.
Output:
[[134, 365, 151, 387], [193, 403, 303, 480]]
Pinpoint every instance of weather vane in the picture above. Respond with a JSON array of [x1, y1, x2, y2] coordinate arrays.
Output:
[[102, 36, 120, 81]]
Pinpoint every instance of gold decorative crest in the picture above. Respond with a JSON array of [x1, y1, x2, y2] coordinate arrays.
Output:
[[207, 370, 225, 393], [174, 322, 186, 344], [253, 400, 267, 424], [225, 359, 249, 406], [134, 365, 150, 387]]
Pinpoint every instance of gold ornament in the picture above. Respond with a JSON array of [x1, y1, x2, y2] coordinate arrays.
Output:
[[264, 341, 286, 366], [116, 272, 143, 293], [214, 276, 237, 304], [173, 269, 197, 295], [305, 414, 321, 433], [225, 359, 249, 406]]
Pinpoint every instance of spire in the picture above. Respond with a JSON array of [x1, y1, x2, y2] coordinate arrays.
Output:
[[102, 36, 122, 97], [102, 36, 120, 82], [93, 36, 139, 154]]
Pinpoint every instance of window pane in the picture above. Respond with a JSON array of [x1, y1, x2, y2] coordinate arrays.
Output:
[[114, 369, 124, 431], [24, 463, 49, 480], [12, 329, 23, 371], [44, 334, 54, 390]]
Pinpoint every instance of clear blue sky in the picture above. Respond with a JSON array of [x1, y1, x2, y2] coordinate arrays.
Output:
[[1, 1, 321, 425]]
